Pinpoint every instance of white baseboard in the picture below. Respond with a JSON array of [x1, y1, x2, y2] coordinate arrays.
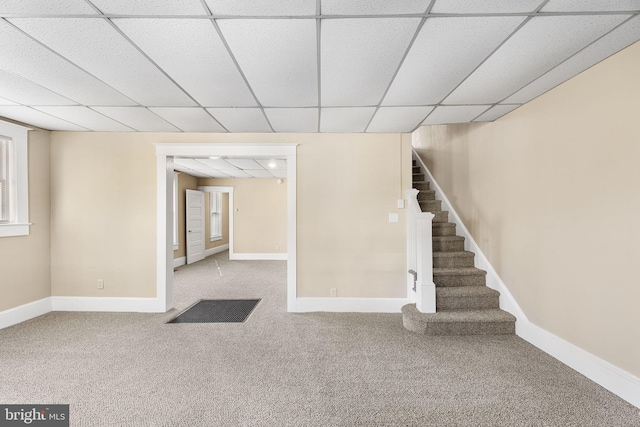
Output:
[[230, 252, 287, 261], [518, 320, 640, 408], [293, 297, 409, 313], [173, 257, 186, 268], [205, 244, 229, 258], [51, 296, 164, 313], [0, 297, 52, 330]]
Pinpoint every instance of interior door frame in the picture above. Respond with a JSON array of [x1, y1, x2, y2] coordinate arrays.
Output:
[[156, 143, 297, 312]]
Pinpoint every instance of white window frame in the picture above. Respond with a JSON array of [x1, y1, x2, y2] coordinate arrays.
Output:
[[0, 120, 30, 237], [172, 172, 179, 250], [209, 191, 222, 242]]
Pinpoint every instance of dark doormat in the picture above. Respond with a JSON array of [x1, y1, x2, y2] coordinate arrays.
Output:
[[167, 299, 260, 324]]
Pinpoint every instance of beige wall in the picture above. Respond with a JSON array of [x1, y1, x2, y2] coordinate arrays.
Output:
[[0, 127, 51, 311], [413, 41, 640, 377], [199, 178, 286, 254], [173, 172, 198, 260], [50, 132, 412, 300], [204, 191, 229, 251]]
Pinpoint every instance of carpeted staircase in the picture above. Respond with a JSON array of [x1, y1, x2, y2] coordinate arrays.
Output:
[[402, 159, 516, 335]]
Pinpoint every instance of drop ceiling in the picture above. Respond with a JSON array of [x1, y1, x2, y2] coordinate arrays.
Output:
[[0, 0, 638, 133], [174, 157, 287, 179]]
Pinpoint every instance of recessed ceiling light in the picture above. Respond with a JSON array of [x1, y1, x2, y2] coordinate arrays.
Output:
[[209, 156, 221, 160], [268, 161, 277, 168]]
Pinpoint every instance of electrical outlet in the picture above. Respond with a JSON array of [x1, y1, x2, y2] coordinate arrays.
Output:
[[98, 279, 104, 289], [330, 288, 337, 297]]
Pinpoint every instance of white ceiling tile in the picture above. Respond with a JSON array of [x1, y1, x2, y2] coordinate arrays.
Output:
[[225, 159, 262, 169], [174, 158, 206, 169], [541, 0, 640, 12], [422, 105, 491, 125], [473, 104, 521, 122], [322, 18, 421, 106], [0, 69, 76, 105], [264, 108, 318, 132], [204, 0, 316, 16], [271, 170, 287, 178], [504, 15, 640, 104], [115, 19, 256, 107], [444, 15, 631, 104], [218, 20, 317, 107], [384, 17, 524, 106], [256, 159, 287, 170], [245, 170, 273, 178], [90, 0, 207, 15], [9, 18, 195, 106], [184, 171, 211, 178], [203, 171, 233, 178], [34, 106, 134, 131], [0, 20, 135, 105], [149, 108, 226, 132], [92, 107, 179, 131], [173, 164, 193, 174], [321, 0, 432, 15], [0, 0, 97, 15], [367, 106, 433, 132], [0, 97, 19, 105], [320, 107, 376, 132], [207, 108, 272, 132], [431, 0, 544, 13], [195, 158, 238, 170], [223, 169, 251, 178], [0, 106, 87, 131]]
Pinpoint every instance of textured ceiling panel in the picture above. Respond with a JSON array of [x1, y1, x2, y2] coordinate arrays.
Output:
[[223, 169, 251, 178], [431, 0, 544, 13], [196, 159, 238, 170], [0, 69, 76, 105], [92, 107, 179, 131], [204, 0, 316, 16], [225, 159, 262, 169], [264, 108, 318, 132], [320, 107, 376, 132], [256, 159, 287, 170], [541, 0, 640, 12], [9, 18, 195, 106], [422, 105, 491, 125], [174, 158, 206, 169], [367, 106, 433, 132], [0, 0, 97, 15], [504, 15, 640, 104], [0, 21, 135, 105], [321, 0, 432, 15], [271, 170, 287, 178], [321, 18, 420, 106], [34, 106, 134, 131], [473, 104, 520, 122], [0, 97, 18, 106], [218, 19, 317, 107], [149, 108, 226, 132], [444, 15, 631, 104], [90, 0, 207, 15], [245, 169, 273, 178], [384, 16, 524, 105], [115, 19, 255, 107], [0, 106, 87, 131], [207, 108, 272, 132]]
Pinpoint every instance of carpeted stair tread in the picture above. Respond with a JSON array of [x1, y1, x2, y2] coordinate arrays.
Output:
[[433, 251, 475, 268], [402, 304, 516, 335], [432, 222, 456, 236], [436, 286, 499, 299], [433, 235, 465, 251], [403, 305, 513, 322], [433, 267, 487, 276], [436, 286, 500, 311], [433, 251, 474, 258]]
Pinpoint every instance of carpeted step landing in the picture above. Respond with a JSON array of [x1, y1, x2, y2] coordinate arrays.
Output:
[[403, 157, 516, 336]]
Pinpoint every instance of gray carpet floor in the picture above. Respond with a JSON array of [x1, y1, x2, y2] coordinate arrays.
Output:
[[1, 251, 638, 426]]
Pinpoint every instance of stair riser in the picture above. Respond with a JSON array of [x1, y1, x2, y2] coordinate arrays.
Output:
[[434, 274, 486, 287], [413, 173, 425, 181], [436, 295, 499, 310], [419, 200, 442, 212], [433, 240, 465, 252], [433, 256, 474, 268], [432, 211, 449, 223], [403, 318, 515, 335], [417, 191, 435, 201], [413, 182, 430, 191], [432, 224, 456, 236], [412, 166, 421, 173]]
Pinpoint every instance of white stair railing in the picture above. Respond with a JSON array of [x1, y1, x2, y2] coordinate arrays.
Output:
[[406, 188, 436, 313]]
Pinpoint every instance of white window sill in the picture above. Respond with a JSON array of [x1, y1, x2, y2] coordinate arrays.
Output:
[[0, 223, 32, 237], [210, 236, 222, 243]]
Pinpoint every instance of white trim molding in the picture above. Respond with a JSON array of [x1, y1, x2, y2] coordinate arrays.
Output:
[[0, 298, 51, 330], [229, 252, 287, 261], [173, 257, 186, 269], [205, 243, 229, 258], [293, 297, 409, 313], [51, 297, 163, 313]]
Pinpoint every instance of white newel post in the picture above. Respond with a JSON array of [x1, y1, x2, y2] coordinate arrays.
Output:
[[406, 189, 436, 313]]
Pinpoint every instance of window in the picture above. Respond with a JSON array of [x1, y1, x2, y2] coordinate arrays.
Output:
[[173, 172, 179, 250], [210, 191, 222, 242], [0, 120, 30, 237]]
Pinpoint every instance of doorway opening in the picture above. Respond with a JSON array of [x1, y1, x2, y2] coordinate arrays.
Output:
[[156, 144, 297, 312]]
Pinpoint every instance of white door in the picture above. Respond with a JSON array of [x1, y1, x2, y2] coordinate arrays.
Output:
[[186, 189, 205, 264]]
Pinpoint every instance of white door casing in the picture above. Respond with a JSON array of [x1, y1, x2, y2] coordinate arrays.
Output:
[[186, 189, 205, 264]]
